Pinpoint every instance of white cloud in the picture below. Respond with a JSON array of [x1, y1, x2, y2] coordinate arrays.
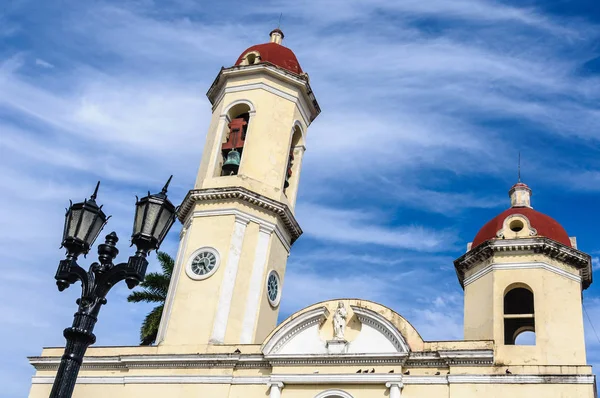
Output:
[[35, 58, 54, 68], [297, 203, 457, 251]]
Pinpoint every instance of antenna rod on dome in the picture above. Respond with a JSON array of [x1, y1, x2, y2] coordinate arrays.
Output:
[[278, 13, 283, 29], [518, 151, 521, 183]]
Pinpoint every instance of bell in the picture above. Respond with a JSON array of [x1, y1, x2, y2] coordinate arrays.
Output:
[[222, 149, 241, 175]]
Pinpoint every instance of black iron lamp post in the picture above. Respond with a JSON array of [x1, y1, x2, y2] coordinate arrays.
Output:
[[50, 177, 177, 398]]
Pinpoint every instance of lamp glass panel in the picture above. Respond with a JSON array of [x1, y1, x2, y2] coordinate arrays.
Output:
[[141, 201, 161, 235], [67, 208, 82, 238], [88, 214, 105, 245], [155, 206, 173, 242], [134, 201, 146, 235], [77, 207, 96, 241]]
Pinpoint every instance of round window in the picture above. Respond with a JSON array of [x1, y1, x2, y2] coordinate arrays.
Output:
[[186, 248, 220, 280], [509, 219, 524, 232], [266, 270, 281, 307]]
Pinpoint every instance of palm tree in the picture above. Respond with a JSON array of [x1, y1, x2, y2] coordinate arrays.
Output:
[[127, 251, 174, 345]]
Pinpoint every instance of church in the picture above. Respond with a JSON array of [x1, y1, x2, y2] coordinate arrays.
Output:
[[28, 29, 597, 398]]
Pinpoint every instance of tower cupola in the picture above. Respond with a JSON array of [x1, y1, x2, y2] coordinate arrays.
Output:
[[509, 182, 532, 208]]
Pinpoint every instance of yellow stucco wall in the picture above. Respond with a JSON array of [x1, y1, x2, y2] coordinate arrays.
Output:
[[463, 252, 587, 366]]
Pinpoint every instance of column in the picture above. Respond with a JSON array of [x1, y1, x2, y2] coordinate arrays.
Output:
[[267, 382, 284, 398], [386, 382, 403, 398]]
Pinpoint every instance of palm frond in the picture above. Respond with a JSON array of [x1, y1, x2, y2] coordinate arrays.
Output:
[[140, 304, 164, 345], [137, 272, 170, 297], [128, 251, 174, 346], [127, 291, 165, 303], [157, 251, 175, 277]]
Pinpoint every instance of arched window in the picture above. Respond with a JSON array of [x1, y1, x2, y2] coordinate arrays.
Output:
[[314, 390, 354, 398], [220, 106, 250, 176], [504, 285, 535, 345], [283, 125, 304, 194]]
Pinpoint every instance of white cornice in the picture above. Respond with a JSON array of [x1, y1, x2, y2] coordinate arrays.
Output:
[[454, 238, 592, 290], [448, 374, 595, 384], [28, 348, 495, 371], [178, 187, 302, 245], [265, 353, 409, 366], [269, 373, 404, 385], [30, 373, 595, 386]]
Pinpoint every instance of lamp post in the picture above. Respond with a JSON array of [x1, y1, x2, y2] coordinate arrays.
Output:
[[49, 177, 178, 398]]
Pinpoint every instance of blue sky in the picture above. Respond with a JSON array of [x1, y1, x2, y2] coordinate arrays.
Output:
[[1, 0, 600, 396]]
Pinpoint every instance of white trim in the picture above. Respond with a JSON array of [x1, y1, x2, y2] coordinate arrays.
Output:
[[192, 207, 290, 252], [403, 376, 447, 385], [266, 270, 281, 308], [222, 99, 256, 115], [210, 215, 248, 343], [31, 376, 268, 385], [30, 373, 595, 386], [208, 114, 230, 180], [314, 389, 354, 398], [262, 306, 330, 354], [270, 373, 404, 385], [448, 374, 595, 384], [464, 261, 581, 286], [240, 227, 273, 343], [350, 306, 410, 352], [185, 247, 221, 281], [156, 218, 192, 344]]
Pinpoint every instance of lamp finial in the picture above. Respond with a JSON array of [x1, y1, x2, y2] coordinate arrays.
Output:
[[91, 181, 101, 201], [161, 175, 173, 194]]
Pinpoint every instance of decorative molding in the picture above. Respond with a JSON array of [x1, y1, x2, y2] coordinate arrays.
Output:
[[448, 374, 596, 384], [262, 306, 329, 355], [31, 375, 268, 385], [496, 214, 537, 239], [270, 373, 404, 385], [30, 373, 595, 386], [240, 227, 273, 343], [210, 218, 248, 343], [28, 349, 493, 371], [437, 349, 494, 366], [350, 306, 410, 353], [454, 238, 592, 290], [191, 207, 291, 252], [403, 376, 447, 385], [265, 353, 409, 366], [179, 187, 302, 245], [463, 261, 581, 287]]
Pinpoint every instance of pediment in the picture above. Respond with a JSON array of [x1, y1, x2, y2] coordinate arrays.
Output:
[[262, 301, 412, 356]]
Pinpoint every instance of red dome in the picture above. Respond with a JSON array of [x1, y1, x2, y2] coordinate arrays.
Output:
[[472, 207, 571, 248], [235, 42, 303, 75]]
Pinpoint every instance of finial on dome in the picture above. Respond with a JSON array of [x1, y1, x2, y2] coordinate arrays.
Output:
[[509, 181, 532, 208], [270, 28, 284, 44]]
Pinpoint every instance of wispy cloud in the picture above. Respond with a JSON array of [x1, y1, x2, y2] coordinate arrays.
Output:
[[2, 0, 600, 395], [297, 203, 457, 251]]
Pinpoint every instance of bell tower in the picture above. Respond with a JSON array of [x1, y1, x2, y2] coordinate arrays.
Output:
[[455, 182, 593, 366], [156, 29, 320, 346]]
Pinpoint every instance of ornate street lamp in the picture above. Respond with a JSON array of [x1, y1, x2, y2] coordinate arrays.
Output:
[[50, 178, 178, 398]]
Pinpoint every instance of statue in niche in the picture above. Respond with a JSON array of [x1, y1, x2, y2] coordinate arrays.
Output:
[[333, 302, 348, 340]]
